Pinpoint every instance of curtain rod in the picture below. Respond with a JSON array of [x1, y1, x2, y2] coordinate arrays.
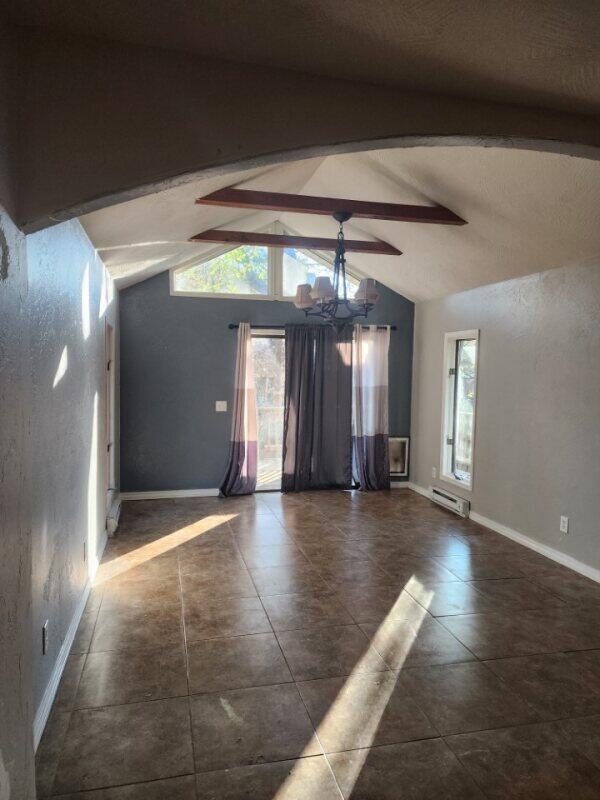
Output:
[[228, 323, 397, 331]]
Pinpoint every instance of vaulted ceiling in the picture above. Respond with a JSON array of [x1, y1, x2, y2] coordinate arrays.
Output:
[[80, 146, 600, 302]]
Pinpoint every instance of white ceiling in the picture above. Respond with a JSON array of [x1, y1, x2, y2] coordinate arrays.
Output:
[[80, 146, 600, 302]]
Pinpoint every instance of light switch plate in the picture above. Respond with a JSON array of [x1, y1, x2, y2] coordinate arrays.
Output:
[[215, 400, 227, 412]]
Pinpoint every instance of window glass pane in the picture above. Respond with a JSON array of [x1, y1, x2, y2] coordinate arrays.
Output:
[[452, 339, 477, 482], [282, 247, 357, 298], [252, 336, 285, 490], [174, 245, 268, 294]]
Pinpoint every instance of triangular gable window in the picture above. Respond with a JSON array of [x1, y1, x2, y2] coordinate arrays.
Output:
[[172, 231, 359, 300]]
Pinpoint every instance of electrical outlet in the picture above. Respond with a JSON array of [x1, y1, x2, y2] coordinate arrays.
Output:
[[560, 516, 569, 535], [215, 400, 227, 412], [42, 620, 49, 655], [432, 467, 437, 479]]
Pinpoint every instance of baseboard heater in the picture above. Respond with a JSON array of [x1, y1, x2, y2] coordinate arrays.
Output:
[[431, 486, 470, 518]]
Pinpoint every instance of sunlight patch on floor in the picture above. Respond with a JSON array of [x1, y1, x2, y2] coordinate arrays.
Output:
[[279, 578, 435, 796], [95, 513, 238, 584]]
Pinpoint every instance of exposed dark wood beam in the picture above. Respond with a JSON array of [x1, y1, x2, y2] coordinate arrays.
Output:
[[189, 229, 402, 255], [196, 187, 466, 225]]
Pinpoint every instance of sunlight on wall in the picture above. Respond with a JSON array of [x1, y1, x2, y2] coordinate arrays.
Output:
[[52, 346, 69, 388], [98, 260, 114, 319], [95, 514, 238, 584], [81, 262, 91, 340], [86, 392, 99, 581], [278, 579, 434, 797]]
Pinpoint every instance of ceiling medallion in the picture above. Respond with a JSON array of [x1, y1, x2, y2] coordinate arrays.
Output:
[[293, 212, 379, 325]]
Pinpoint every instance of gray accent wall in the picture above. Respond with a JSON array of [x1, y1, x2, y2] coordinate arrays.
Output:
[[411, 259, 600, 572], [119, 271, 414, 491]]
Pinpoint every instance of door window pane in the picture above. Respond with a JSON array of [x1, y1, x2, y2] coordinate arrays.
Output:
[[452, 339, 477, 483], [252, 336, 285, 490], [282, 247, 357, 298], [174, 245, 268, 295]]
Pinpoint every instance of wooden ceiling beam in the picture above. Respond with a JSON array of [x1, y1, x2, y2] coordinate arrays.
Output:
[[196, 187, 466, 225], [189, 229, 402, 256]]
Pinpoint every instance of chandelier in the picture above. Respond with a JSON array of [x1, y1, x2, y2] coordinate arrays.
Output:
[[293, 212, 379, 324]]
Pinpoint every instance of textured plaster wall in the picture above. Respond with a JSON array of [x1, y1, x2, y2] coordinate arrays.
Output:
[[0, 20, 16, 220], [26, 220, 118, 713], [15, 29, 600, 231], [411, 260, 600, 571], [0, 206, 35, 799], [119, 271, 413, 491]]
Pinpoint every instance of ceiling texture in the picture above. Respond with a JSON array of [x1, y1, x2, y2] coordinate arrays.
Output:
[[81, 146, 600, 302], [4, 1, 600, 116], [10, 1, 599, 300]]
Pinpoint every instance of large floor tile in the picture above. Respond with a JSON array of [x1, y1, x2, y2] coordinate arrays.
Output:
[[70, 610, 99, 654], [194, 757, 341, 799], [398, 661, 539, 735], [183, 595, 271, 642], [336, 584, 430, 625], [51, 775, 197, 799], [485, 651, 600, 720], [438, 609, 555, 659], [558, 715, 600, 771], [53, 654, 86, 711], [36, 709, 72, 798], [180, 568, 257, 599], [406, 580, 497, 616], [187, 632, 292, 693], [446, 722, 600, 799], [467, 577, 566, 610], [53, 697, 194, 794], [434, 554, 527, 580], [361, 615, 475, 669], [277, 624, 388, 681], [297, 672, 437, 752], [90, 604, 184, 653], [328, 738, 484, 799], [531, 572, 600, 605], [237, 543, 309, 569], [249, 563, 329, 596], [190, 683, 320, 772], [261, 590, 354, 631], [313, 558, 393, 587], [75, 646, 188, 708], [100, 576, 181, 610]]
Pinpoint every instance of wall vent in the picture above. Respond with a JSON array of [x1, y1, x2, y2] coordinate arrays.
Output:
[[431, 486, 470, 518]]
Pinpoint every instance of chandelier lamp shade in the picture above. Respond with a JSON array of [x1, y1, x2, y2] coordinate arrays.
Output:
[[293, 212, 380, 324]]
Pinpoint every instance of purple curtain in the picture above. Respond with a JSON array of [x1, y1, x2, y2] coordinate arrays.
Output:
[[282, 324, 353, 492], [352, 325, 391, 490], [220, 323, 258, 496]]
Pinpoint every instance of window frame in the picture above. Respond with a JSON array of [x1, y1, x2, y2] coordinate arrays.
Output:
[[439, 329, 479, 491], [169, 222, 362, 301]]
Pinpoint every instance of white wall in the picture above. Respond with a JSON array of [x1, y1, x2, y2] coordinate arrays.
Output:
[[411, 259, 600, 573]]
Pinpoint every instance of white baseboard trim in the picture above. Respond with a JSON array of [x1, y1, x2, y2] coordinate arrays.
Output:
[[33, 528, 108, 751], [106, 492, 122, 536], [120, 488, 220, 500], [403, 481, 431, 498], [408, 481, 600, 585], [469, 509, 600, 584]]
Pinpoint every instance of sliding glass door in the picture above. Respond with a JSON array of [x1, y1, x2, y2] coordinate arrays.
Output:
[[251, 332, 285, 490]]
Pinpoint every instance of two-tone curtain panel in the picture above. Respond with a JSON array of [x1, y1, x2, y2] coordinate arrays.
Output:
[[282, 324, 353, 491], [352, 325, 391, 490], [220, 322, 258, 496]]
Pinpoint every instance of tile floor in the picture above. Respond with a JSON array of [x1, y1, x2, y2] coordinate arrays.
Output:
[[36, 490, 600, 799]]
